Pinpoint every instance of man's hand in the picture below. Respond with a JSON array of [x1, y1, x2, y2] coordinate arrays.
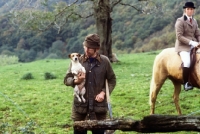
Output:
[[95, 91, 105, 102], [74, 72, 85, 84]]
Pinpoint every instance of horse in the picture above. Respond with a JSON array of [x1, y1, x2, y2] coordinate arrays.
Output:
[[149, 47, 200, 115]]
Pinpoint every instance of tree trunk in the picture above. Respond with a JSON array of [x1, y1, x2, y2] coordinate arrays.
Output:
[[74, 115, 200, 133], [94, 0, 113, 60]]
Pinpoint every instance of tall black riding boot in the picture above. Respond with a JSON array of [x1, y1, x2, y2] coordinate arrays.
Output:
[[183, 67, 193, 91]]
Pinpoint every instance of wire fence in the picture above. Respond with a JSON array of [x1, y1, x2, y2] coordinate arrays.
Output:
[[0, 88, 199, 133], [0, 91, 46, 134]]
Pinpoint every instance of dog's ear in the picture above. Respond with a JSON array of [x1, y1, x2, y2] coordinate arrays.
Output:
[[78, 53, 81, 57], [68, 54, 71, 58]]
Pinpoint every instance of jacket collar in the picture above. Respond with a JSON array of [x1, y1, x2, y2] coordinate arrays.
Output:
[[83, 53, 101, 62], [184, 15, 193, 21], [183, 15, 193, 26]]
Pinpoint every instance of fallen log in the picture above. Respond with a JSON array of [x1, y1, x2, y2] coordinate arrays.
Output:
[[74, 115, 200, 133]]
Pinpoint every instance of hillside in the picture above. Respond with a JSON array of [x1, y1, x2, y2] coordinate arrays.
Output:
[[0, 0, 200, 62]]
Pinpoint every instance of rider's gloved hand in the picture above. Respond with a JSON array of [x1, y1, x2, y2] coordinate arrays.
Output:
[[189, 40, 199, 47]]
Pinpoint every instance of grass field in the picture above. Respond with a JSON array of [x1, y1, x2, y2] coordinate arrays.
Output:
[[0, 51, 200, 134]]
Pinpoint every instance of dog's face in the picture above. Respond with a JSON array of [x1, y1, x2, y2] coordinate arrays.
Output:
[[69, 53, 81, 62]]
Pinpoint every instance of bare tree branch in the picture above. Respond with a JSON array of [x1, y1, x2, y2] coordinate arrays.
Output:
[[10, 0, 95, 32], [119, 2, 143, 13], [10, 0, 163, 32], [110, 0, 122, 12]]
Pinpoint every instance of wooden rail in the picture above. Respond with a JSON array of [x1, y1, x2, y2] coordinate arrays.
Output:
[[74, 115, 200, 133]]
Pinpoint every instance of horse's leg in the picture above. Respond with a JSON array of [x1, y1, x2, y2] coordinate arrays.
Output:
[[150, 73, 167, 115], [172, 80, 182, 115]]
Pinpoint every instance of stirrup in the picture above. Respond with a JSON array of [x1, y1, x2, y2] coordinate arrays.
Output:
[[184, 82, 193, 91]]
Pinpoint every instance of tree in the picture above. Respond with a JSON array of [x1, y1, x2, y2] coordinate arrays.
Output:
[[10, 0, 162, 61], [49, 38, 66, 58]]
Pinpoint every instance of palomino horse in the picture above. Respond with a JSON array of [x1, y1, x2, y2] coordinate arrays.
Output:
[[149, 47, 200, 115]]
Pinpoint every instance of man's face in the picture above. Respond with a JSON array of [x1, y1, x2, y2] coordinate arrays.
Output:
[[83, 46, 97, 57], [185, 8, 194, 17]]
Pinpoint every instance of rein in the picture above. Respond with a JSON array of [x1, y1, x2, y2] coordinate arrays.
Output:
[[195, 45, 200, 54], [195, 47, 200, 63]]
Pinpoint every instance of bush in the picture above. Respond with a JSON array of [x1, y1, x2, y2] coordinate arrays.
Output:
[[45, 53, 59, 59], [21, 73, 34, 80], [17, 49, 36, 62], [0, 55, 19, 66], [44, 72, 56, 80]]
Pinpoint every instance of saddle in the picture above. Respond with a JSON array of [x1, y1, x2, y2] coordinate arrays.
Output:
[[190, 47, 198, 69], [188, 47, 199, 87], [179, 47, 197, 69]]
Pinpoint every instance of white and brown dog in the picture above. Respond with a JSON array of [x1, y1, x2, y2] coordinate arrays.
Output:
[[69, 53, 86, 103]]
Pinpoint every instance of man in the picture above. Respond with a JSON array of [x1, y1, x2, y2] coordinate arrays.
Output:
[[64, 33, 116, 134], [175, 2, 200, 91]]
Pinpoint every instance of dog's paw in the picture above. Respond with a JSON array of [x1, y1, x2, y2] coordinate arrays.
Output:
[[81, 67, 86, 73], [78, 98, 82, 102], [72, 70, 78, 75]]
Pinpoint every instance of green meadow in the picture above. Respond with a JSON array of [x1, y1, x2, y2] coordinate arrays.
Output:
[[0, 51, 200, 134]]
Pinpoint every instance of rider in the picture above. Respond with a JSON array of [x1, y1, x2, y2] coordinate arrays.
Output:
[[175, 2, 200, 91]]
